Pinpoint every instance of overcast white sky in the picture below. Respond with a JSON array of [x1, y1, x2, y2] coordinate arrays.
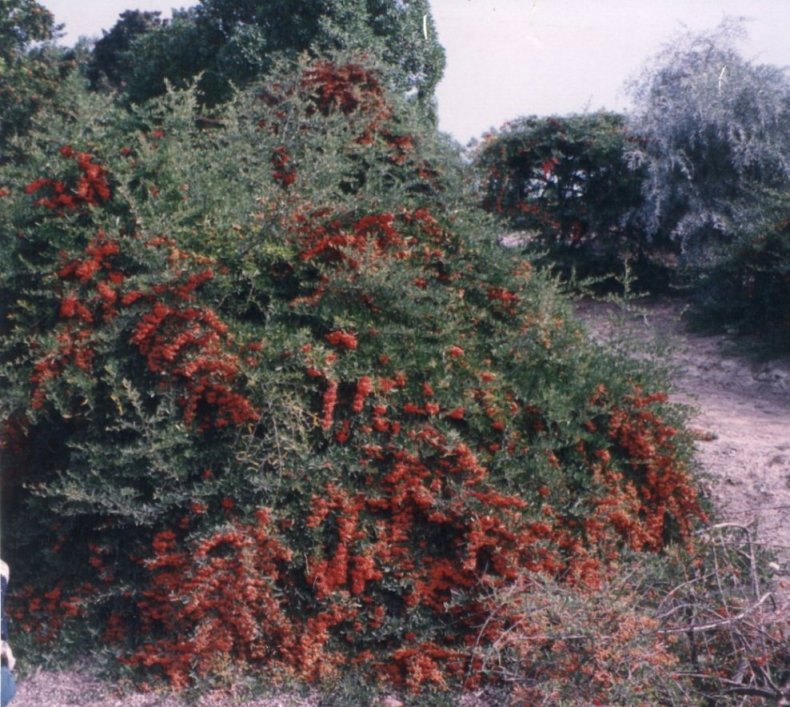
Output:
[[41, 0, 790, 145]]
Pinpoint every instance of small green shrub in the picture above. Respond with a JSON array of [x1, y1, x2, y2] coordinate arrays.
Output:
[[690, 188, 790, 351]]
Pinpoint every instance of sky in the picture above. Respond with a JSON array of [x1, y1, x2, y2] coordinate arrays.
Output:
[[40, 0, 790, 145]]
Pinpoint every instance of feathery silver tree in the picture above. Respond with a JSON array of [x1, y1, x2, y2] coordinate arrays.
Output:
[[627, 18, 790, 262]]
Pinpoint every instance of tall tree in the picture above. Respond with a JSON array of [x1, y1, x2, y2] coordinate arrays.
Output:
[[0, 0, 67, 151], [627, 19, 790, 260], [87, 9, 163, 89], [121, 8, 216, 104], [94, 0, 445, 114], [0, 0, 55, 59]]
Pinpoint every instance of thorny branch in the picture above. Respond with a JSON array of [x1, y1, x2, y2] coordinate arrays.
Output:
[[659, 522, 790, 703]]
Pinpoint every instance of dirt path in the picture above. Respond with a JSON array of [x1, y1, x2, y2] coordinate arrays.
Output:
[[575, 297, 790, 582]]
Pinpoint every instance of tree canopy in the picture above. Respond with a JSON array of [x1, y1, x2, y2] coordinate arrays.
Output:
[[87, 9, 164, 89], [626, 18, 790, 258], [0, 0, 56, 60], [0, 0, 70, 150], [87, 0, 446, 115]]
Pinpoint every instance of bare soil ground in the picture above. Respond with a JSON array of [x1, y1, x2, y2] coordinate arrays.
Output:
[[12, 667, 322, 707], [12, 297, 790, 706], [575, 297, 790, 579]]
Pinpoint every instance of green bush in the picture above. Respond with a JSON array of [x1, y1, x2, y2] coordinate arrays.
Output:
[[0, 0, 78, 152], [1, 56, 705, 695], [690, 188, 790, 351], [472, 113, 649, 283]]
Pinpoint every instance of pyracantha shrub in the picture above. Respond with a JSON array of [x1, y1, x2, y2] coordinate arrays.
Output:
[[0, 55, 704, 695], [467, 571, 684, 705], [473, 113, 647, 280]]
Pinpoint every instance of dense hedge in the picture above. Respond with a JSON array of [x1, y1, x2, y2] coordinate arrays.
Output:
[[0, 57, 704, 697], [473, 113, 650, 281], [691, 188, 790, 350]]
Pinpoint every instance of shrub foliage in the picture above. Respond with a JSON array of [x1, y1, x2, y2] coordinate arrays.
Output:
[[473, 113, 646, 279], [0, 54, 707, 695]]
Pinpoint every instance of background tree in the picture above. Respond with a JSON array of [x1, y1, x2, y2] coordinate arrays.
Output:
[[120, 8, 217, 104], [93, 0, 445, 116], [626, 18, 790, 260], [0, 0, 72, 152], [86, 9, 163, 90], [0, 0, 54, 57], [626, 18, 790, 345]]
